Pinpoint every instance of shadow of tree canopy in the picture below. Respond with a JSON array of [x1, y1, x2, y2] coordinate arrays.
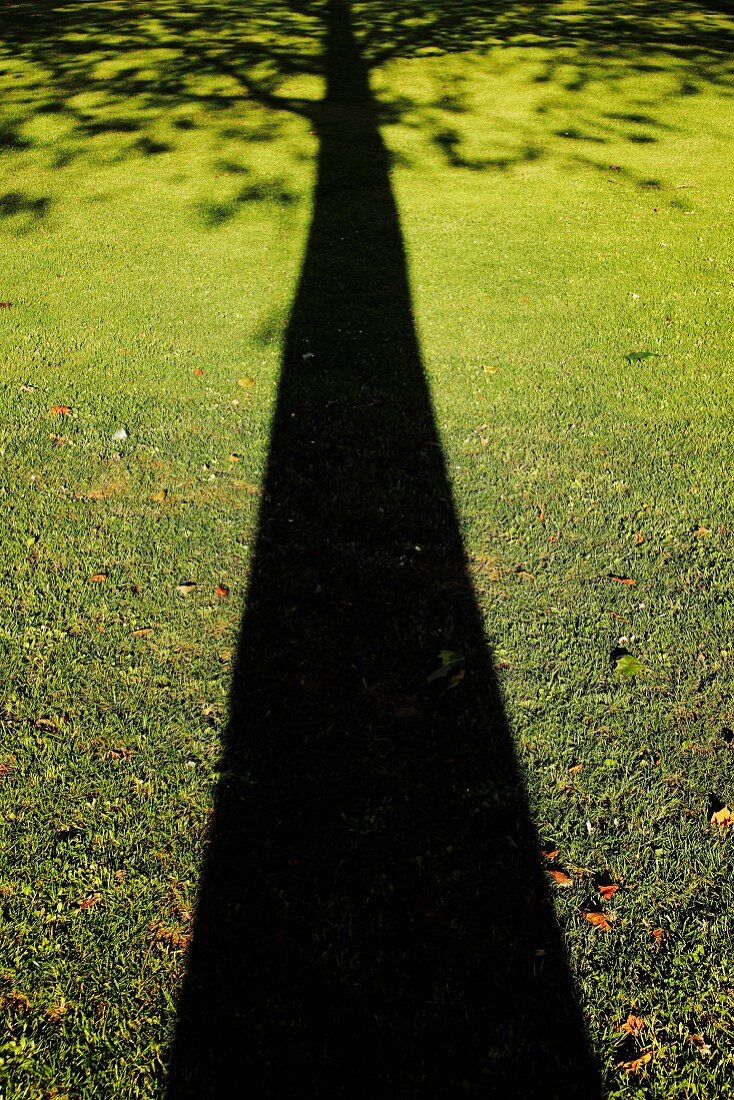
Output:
[[1, 0, 732, 196]]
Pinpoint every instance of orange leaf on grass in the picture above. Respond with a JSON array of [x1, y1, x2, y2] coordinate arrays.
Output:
[[78, 895, 101, 910], [651, 927, 666, 945], [548, 869, 573, 886], [598, 883, 619, 901], [582, 910, 611, 931], [88, 573, 107, 583], [50, 405, 72, 416], [634, 532, 645, 545], [620, 1051, 652, 1073], [540, 846, 560, 860], [194, 368, 204, 377], [621, 1014, 644, 1036], [711, 804, 734, 827], [215, 584, 230, 598], [610, 575, 636, 586]]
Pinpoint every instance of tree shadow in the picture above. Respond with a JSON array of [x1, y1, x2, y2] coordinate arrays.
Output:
[[166, 2, 600, 1095]]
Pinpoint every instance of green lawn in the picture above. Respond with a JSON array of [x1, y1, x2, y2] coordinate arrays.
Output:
[[1, 1, 734, 1095]]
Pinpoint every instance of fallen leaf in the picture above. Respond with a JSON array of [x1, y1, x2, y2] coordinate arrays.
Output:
[[87, 573, 107, 583], [634, 532, 646, 545], [483, 366, 499, 375], [149, 488, 168, 502], [19, 383, 37, 392], [610, 575, 636, 586], [132, 628, 152, 637], [692, 526, 710, 538], [50, 405, 72, 416], [238, 376, 255, 389], [108, 746, 132, 761], [176, 581, 197, 597], [427, 649, 464, 683], [613, 650, 644, 678], [538, 504, 546, 524], [540, 847, 560, 860], [598, 883, 619, 901], [228, 454, 241, 463], [710, 804, 733, 827], [215, 583, 230, 598], [0, 301, 12, 309], [548, 869, 573, 886], [620, 1051, 652, 1073], [621, 1014, 644, 1036], [624, 351, 659, 364], [49, 433, 67, 446], [582, 910, 611, 931], [194, 367, 204, 377], [651, 927, 665, 945], [569, 764, 583, 775], [688, 1034, 712, 1056], [78, 894, 101, 910]]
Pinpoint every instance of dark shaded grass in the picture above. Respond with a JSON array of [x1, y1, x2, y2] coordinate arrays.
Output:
[[166, 3, 599, 1095]]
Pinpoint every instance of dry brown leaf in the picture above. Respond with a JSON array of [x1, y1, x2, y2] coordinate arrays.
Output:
[[651, 927, 666, 945], [149, 488, 168, 502], [194, 368, 204, 377], [228, 454, 241, 463], [711, 804, 734, 827], [621, 1014, 644, 1036], [108, 746, 132, 761], [538, 504, 546, 524], [88, 573, 107, 584], [78, 894, 101, 910], [132, 627, 152, 637], [688, 1034, 712, 1056], [50, 405, 72, 416], [0, 301, 12, 309], [540, 847, 560, 860], [692, 526, 710, 537], [598, 883, 619, 901], [569, 764, 583, 775], [582, 910, 611, 931], [548, 869, 573, 886], [176, 581, 197, 597], [620, 1051, 652, 1073], [215, 583, 230, 598], [238, 376, 255, 389], [610, 575, 636, 586], [634, 532, 645, 545]]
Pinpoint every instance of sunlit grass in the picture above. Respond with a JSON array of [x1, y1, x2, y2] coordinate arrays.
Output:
[[1, 1, 733, 1094]]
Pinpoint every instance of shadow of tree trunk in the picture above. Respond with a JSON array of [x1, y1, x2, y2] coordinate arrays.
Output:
[[166, 2, 601, 1095]]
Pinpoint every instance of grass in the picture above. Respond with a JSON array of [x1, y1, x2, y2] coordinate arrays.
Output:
[[1, 0, 734, 1095]]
